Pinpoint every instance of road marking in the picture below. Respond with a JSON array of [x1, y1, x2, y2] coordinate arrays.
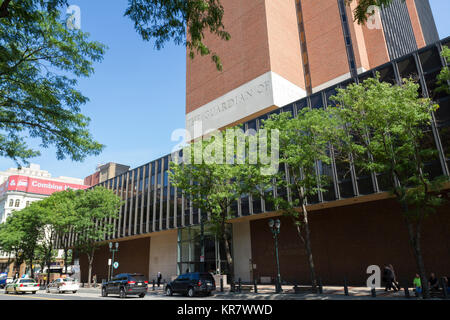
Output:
[[3, 293, 64, 300]]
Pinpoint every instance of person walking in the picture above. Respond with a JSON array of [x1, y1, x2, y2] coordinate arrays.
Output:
[[383, 265, 397, 292], [157, 272, 162, 288], [389, 264, 401, 291], [92, 274, 97, 288]]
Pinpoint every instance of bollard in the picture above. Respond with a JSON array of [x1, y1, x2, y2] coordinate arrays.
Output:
[[404, 284, 410, 298], [371, 288, 376, 298], [318, 278, 323, 294], [254, 279, 258, 293], [344, 278, 349, 296], [238, 278, 241, 293], [440, 278, 448, 299], [220, 278, 224, 292], [152, 279, 155, 291]]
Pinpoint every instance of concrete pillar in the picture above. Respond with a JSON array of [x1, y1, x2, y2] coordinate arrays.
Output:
[[148, 230, 177, 283], [232, 220, 253, 283]]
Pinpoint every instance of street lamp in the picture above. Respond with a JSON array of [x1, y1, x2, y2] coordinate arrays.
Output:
[[268, 219, 282, 293], [109, 242, 119, 281]]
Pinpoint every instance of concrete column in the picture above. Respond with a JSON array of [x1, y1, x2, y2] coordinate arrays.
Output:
[[148, 230, 178, 283], [232, 220, 253, 283]]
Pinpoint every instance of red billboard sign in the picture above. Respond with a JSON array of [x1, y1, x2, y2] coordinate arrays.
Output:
[[0, 175, 88, 196]]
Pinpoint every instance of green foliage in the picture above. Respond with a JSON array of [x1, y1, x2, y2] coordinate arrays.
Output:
[[436, 46, 450, 95], [0, 1, 105, 165], [73, 186, 122, 256], [125, 0, 230, 71]]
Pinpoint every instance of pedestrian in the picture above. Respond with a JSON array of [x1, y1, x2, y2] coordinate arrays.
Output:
[[157, 272, 162, 288], [383, 265, 397, 292], [93, 274, 97, 288], [428, 273, 439, 291], [389, 264, 401, 291], [413, 273, 422, 294]]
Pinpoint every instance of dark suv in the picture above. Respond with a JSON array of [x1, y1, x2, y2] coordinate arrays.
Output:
[[101, 273, 148, 298], [165, 272, 216, 297]]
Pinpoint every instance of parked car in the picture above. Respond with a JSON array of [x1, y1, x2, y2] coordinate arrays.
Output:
[[0, 273, 13, 289], [101, 273, 148, 298], [46, 277, 79, 294], [4, 278, 39, 294], [165, 272, 216, 297]]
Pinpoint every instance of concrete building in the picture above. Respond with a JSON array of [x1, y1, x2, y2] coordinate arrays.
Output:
[[84, 162, 130, 186], [75, 1, 449, 286]]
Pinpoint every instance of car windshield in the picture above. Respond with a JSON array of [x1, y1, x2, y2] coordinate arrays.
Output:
[[20, 279, 36, 283], [129, 275, 146, 282]]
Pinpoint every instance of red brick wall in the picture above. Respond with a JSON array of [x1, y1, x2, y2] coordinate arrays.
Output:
[[79, 237, 150, 283], [250, 198, 450, 286]]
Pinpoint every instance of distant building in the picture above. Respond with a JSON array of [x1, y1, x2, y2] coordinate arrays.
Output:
[[84, 162, 130, 186]]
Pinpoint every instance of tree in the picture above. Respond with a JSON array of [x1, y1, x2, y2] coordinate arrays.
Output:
[[0, 217, 24, 277], [41, 189, 81, 275], [73, 186, 122, 287], [331, 75, 448, 299], [125, 0, 230, 71], [0, 1, 105, 165], [436, 46, 450, 95], [170, 129, 251, 288], [253, 109, 347, 291]]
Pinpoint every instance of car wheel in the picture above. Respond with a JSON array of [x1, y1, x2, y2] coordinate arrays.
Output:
[[166, 287, 173, 296], [119, 287, 126, 299], [73, 291, 77, 294], [32, 291, 36, 294], [187, 287, 195, 298], [101, 288, 108, 297], [139, 293, 145, 298]]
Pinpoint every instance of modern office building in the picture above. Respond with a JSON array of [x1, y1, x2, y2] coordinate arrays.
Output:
[[75, 34, 450, 286], [186, 0, 440, 139]]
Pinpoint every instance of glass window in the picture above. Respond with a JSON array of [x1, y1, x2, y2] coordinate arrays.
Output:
[[419, 47, 443, 73], [14, 199, 20, 207], [8, 199, 13, 207], [377, 64, 396, 84], [310, 93, 323, 109], [397, 56, 418, 80]]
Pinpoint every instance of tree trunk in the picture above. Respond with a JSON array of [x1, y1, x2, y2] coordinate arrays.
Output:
[[29, 258, 34, 278], [221, 218, 234, 290], [300, 202, 318, 292], [87, 249, 95, 288], [405, 217, 430, 299], [63, 247, 68, 275]]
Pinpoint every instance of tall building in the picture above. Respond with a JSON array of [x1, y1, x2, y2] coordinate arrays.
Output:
[[186, 0, 440, 139], [75, 2, 449, 286]]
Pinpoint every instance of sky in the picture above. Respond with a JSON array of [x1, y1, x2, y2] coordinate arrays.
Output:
[[0, 0, 449, 181]]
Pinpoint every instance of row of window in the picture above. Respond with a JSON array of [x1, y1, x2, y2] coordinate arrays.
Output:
[[63, 37, 450, 248], [7, 199, 30, 208]]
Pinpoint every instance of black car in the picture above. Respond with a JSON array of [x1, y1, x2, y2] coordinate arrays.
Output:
[[101, 273, 148, 298], [165, 272, 216, 297]]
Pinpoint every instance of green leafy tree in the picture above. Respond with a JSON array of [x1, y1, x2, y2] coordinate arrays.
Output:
[[331, 75, 448, 299], [253, 109, 347, 291], [0, 217, 24, 277], [73, 186, 122, 287], [0, 1, 105, 165], [436, 46, 450, 95], [170, 130, 250, 288], [125, 0, 230, 71]]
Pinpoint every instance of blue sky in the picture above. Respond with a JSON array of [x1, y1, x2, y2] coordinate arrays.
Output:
[[0, 0, 449, 180]]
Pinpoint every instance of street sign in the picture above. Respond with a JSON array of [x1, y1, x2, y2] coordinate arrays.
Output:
[[113, 262, 119, 269]]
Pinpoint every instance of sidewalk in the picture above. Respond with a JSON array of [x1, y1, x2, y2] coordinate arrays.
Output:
[[72, 283, 448, 300]]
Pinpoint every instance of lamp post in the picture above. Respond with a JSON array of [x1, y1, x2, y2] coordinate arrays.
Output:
[[109, 242, 119, 281], [268, 219, 282, 293]]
